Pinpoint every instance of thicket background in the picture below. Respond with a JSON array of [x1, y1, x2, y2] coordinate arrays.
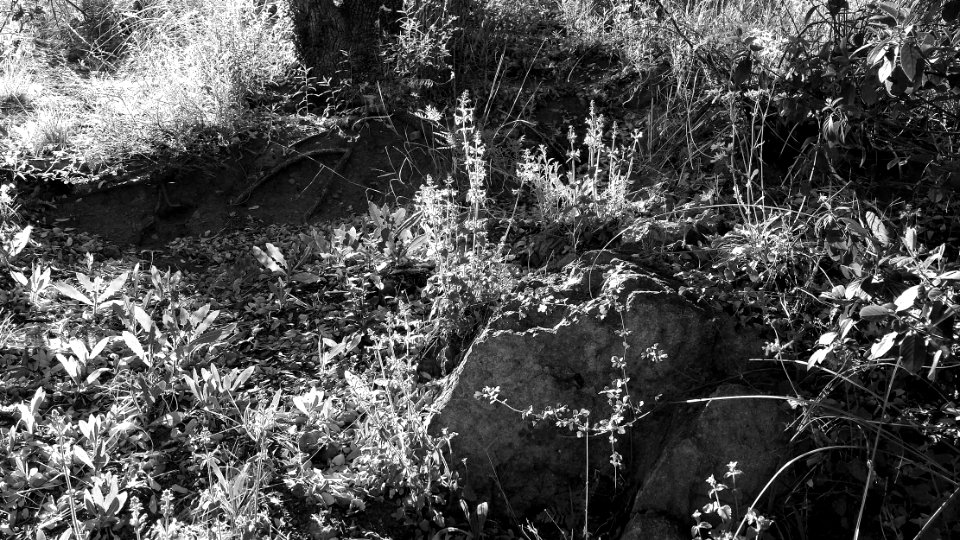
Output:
[[1, 0, 960, 539]]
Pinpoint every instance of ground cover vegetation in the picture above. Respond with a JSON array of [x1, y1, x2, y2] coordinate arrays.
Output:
[[1, 0, 960, 538]]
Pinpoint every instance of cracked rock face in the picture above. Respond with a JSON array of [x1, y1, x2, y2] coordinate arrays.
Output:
[[431, 254, 778, 526], [631, 384, 787, 521]]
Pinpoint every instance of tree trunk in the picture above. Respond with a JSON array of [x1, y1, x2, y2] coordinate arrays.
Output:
[[287, 0, 402, 83]]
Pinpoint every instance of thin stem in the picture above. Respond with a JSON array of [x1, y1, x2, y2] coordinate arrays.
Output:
[[733, 445, 858, 537], [57, 428, 85, 540], [853, 359, 900, 540], [583, 418, 589, 539]]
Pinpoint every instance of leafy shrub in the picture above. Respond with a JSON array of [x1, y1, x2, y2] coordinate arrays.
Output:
[[695, 0, 960, 192], [414, 94, 515, 325], [386, 0, 458, 89], [518, 101, 640, 226], [0, 48, 40, 110], [12, 100, 76, 155], [80, 0, 296, 159], [3, 0, 297, 166]]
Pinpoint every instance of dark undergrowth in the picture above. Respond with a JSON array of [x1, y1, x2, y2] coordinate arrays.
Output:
[[2, 0, 960, 539]]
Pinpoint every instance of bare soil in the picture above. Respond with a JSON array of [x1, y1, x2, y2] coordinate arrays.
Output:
[[40, 117, 436, 247]]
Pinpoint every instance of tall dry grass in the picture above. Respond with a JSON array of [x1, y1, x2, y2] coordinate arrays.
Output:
[[4, 0, 296, 162]]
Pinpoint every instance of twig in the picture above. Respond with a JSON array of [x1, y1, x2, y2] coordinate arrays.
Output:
[[230, 147, 351, 206], [912, 486, 960, 540], [303, 147, 354, 222], [155, 182, 187, 216], [287, 133, 330, 149]]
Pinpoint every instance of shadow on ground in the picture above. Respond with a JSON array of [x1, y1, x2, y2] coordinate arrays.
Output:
[[41, 118, 438, 247]]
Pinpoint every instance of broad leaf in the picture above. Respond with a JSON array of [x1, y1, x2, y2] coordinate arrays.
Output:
[[865, 211, 890, 246], [894, 285, 921, 312], [10, 270, 27, 286], [189, 323, 237, 353], [74, 446, 95, 469], [840, 218, 870, 239], [900, 332, 925, 373], [30, 387, 45, 413], [877, 56, 894, 82], [133, 305, 153, 332], [877, 1, 904, 22], [839, 317, 856, 340], [86, 368, 111, 385], [860, 304, 893, 319], [818, 332, 838, 346], [183, 372, 202, 402], [292, 395, 311, 416], [57, 354, 81, 379], [76, 273, 96, 295], [291, 272, 321, 284], [904, 227, 917, 253], [867, 43, 888, 66], [265, 243, 287, 270], [194, 307, 219, 336], [252, 246, 282, 273], [232, 365, 256, 391], [808, 348, 831, 369], [54, 282, 92, 305], [869, 331, 898, 360], [929, 348, 949, 381], [97, 272, 129, 304], [89, 337, 111, 360], [476, 502, 488, 533], [900, 43, 920, 82], [68, 339, 88, 363], [122, 331, 145, 360], [7, 225, 32, 258], [16, 403, 35, 434], [937, 270, 960, 280], [190, 304, 211, 328]]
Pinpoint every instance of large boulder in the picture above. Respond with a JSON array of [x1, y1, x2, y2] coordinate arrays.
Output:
[[620, 514, 687, 540], [431, 253, 770, 522], [623, 384, 789, 539], [631, 384, 787, 519]]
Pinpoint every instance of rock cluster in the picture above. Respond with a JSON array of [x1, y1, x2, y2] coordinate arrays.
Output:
[[431, 253, 789, 538]]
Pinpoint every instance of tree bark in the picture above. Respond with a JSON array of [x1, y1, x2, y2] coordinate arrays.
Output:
[[287, 0, 402, 83]]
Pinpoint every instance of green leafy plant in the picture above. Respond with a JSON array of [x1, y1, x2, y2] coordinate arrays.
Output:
[[10, 262, 50, 306], [12, 101, 76, 156], [516, 101, 641, 237], [692, 462, 773, 540], [55, 337, 112, 389], [386, 0, 457, 88], [0, 184, 32, 267], [183, 364, 255, 413], [198, 458, 265, 539], [344, 317, 459, 521], [53, 255, 128, 318], [0, 47, 39, 110], [82, 473, 129, 531]]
